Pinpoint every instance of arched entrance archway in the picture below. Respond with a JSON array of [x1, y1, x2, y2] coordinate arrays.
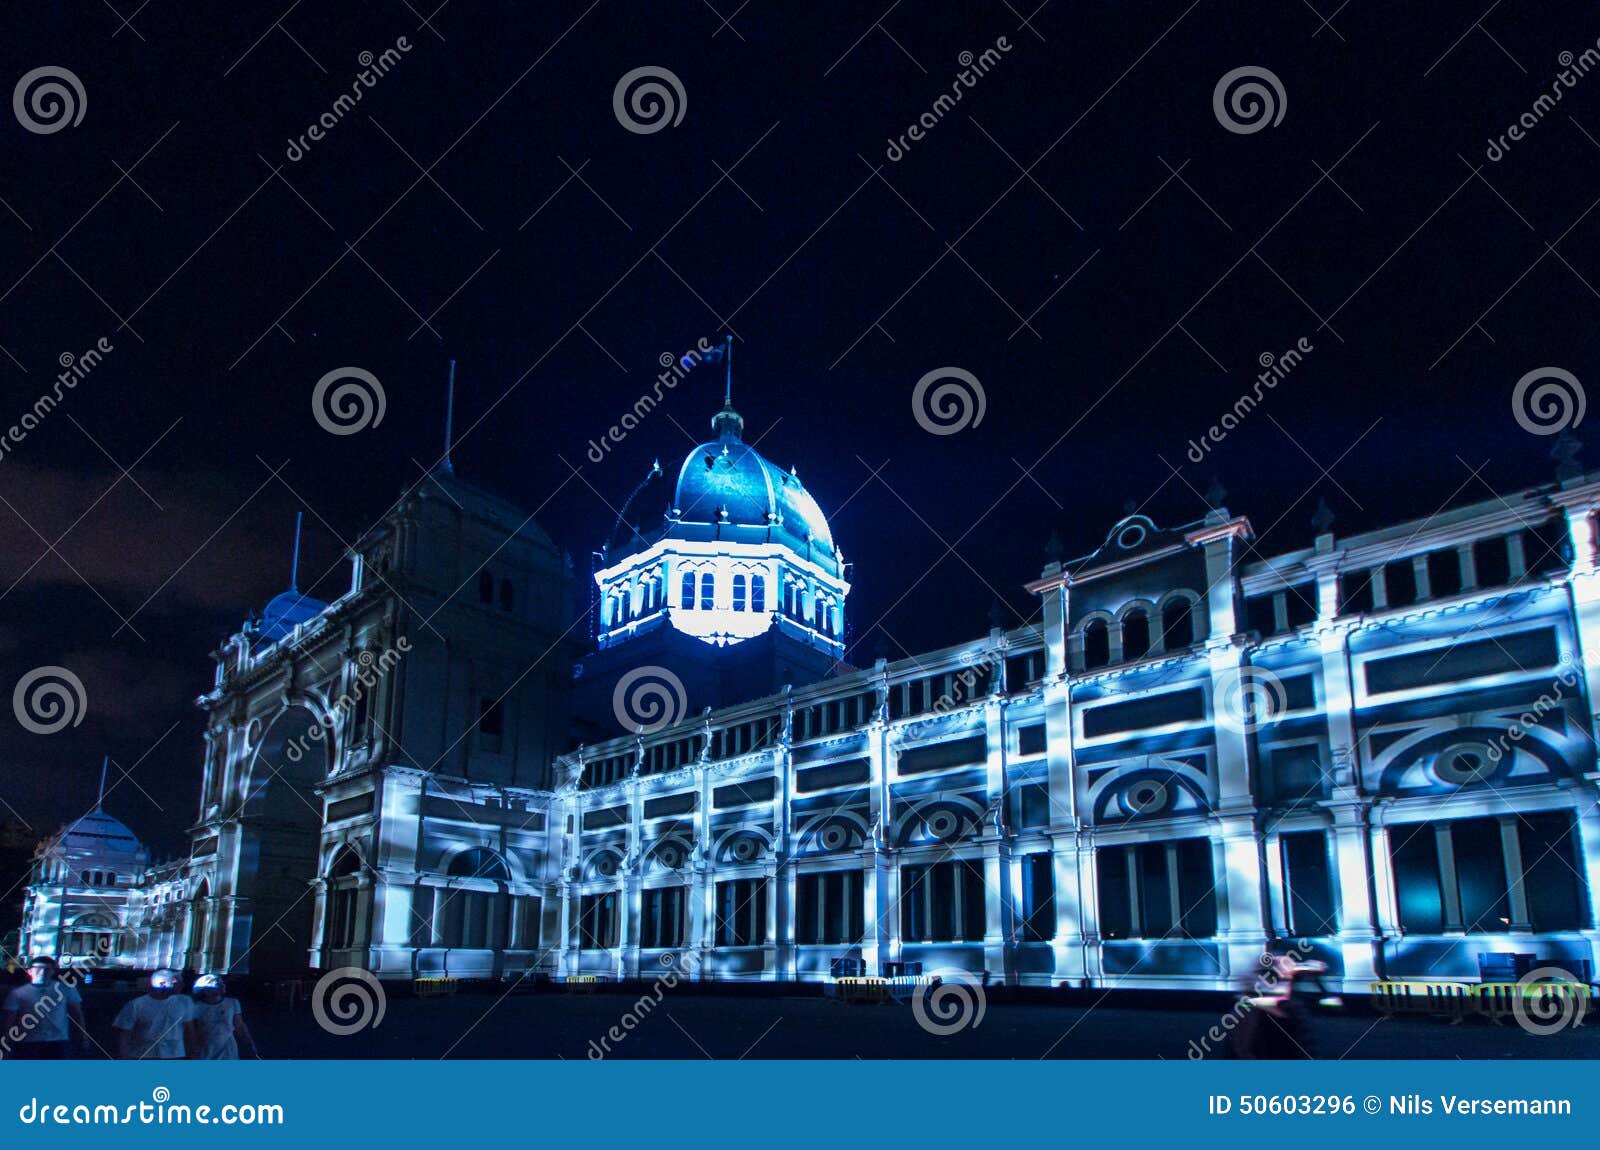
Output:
[[232, 705, 328, 972]]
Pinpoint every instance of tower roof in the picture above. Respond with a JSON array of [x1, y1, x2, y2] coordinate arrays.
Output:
[[603, 400, 840, 576]]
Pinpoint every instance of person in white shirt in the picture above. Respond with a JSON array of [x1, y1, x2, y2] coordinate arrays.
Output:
[[187, 975, 258, 1059], [1, 957, 86, 1060], [113, 970, 194, 1060]]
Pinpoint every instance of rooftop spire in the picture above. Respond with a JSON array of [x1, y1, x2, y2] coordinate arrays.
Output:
[[708, 334, 743, 442], [97, 754, 108, 810], [441, 359, 457, 476], [289, 511, 303, 592]]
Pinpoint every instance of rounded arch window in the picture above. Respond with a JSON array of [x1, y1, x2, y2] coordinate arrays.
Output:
[[447, 847, 510, 882], [1122, 609, 1151, 660], [1082, 619, 1111, 669], [1162, 596, 1196, 650]]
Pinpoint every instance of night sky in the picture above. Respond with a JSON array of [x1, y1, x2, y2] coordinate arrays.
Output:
[[3, 0, 1598, 856]]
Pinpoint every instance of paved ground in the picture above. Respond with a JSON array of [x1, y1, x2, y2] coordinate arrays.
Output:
[[98, 989, 1598, 1060]]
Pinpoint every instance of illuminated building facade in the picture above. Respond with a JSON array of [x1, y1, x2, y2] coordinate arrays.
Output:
[[18, 393, 1600, 992]]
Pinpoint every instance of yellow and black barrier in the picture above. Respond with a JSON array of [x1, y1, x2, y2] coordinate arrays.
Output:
[[1370, 979, 1589, 1025]]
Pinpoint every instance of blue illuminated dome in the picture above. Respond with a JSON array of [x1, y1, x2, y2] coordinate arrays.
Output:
[[606, 402, 840, 577], [256, 588, 329, 642]]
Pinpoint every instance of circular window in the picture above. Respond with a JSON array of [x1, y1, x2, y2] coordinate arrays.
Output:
[[818, 823, 851, 852], [593, 853, 619, 877], [1434, 743, 1497, 786], [924, 809, 962, 841], [730, 836, 762, 862], [1116, 522, 1148, 550], [1120, 779, 1170, 816], [655, 843, 684, 869]]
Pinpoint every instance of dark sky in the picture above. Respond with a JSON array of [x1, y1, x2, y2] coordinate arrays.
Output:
[[3, 0, 1598, 853]]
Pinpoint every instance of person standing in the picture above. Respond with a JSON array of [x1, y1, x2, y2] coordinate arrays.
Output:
[[187, 975, 258, 1059], [113, 970, 194, 1060], [0, 957, 85, 1059]]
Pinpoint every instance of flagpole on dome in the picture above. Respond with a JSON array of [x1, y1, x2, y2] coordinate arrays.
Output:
[[441, 359, 457, 477], [723, 333, 732, 408]]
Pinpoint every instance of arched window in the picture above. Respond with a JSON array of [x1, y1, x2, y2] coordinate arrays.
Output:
[[732, 574, 747, 611], [751, 577, 766, 613], [478, 571, 495, 604], [499, 579, 515, 611], [325, 847, 363, 951], [699, 572, 715, 611], [681, 572, 695, 609], [1162, 597, 1195, 650], [1122, 609, 1151, 660], [1082, 619, 1110, 669], [448, 848, 511, 882]]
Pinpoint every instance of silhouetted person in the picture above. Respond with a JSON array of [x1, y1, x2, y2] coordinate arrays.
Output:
[[1, 957, 85, 1059], [114, 970, 194, 1060], [187, 975, 258, 1059]]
